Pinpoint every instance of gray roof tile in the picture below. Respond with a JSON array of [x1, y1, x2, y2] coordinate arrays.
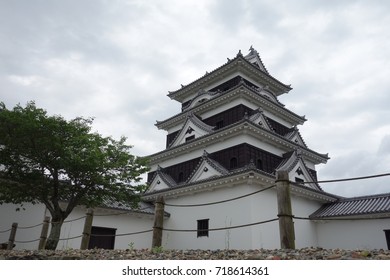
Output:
[[310, 193, 390, 218]]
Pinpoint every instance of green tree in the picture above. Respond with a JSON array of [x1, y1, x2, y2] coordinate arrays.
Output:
[[0, 101, 149, 250]]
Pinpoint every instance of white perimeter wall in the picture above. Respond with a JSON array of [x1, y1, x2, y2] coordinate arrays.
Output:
[[161, 183, 322, 250], [162, 184, 271, 250], [291, 195, 322, 248], [0, 203, 154, 250], [315, 218, 390, 250], [0, 203, 46, 250], [56, 207, 154, 250], [2, 195, 389, 250]]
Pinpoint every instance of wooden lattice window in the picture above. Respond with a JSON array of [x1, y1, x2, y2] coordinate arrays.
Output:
[[216, 120, 224, 129], [295, 177, 304, 184], [178, 172, 184, 183], [230, 157, 238, 169], [256, 159, 263, 170], [185, 135, 195, 142], [197, 219, 209, 237]]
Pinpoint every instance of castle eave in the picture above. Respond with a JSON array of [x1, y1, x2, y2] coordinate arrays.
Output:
[[142, 168, 337, 203], [168, 56, 292, 103], [157, 84, 305, 131], [149, 120, 329, 166]]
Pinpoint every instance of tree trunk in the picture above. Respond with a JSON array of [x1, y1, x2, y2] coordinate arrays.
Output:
[[45, 217, 64, 250]]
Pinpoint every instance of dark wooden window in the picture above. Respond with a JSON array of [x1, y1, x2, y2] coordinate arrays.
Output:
[[181, 100, 192, 111], [197, 219, 209, 237], [216, 120, 224, 129], [209, 143, 283, 173], [146, 144, 289, 184], [88, 226, 116, 249], [230, 157, 238, 169], [166, 130, 180, 148], [209, 75, 260, 92], [204, 104, 253, 129], [178, 172, 184, 183], [265, 117, 292, 136], [308, 168, 318, 182], [295, 177, 304, 184], [185, 135, 195, 142], [256, 159, 263, 169]]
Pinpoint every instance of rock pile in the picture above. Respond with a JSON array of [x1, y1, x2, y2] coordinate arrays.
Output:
[[1, 247, 390, 260]]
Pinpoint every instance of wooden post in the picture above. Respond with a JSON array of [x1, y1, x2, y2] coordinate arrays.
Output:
[[80, 209, 94, 250], [7, 223, 18, 250], [38, 216, 51, 250], [152, 196, 165, 249], [276, 170, 295, 249]]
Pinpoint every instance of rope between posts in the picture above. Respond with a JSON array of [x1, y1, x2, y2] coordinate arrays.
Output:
[[90, 229, 153, 238], [18, 222, 44, 229], [0, 228, 11, 233], [58, 234, 83, 241], [163, 217, 279, 232], [14, 238, 41, 244], [303, 172, 390, 184], [164, 184, 276, 207]]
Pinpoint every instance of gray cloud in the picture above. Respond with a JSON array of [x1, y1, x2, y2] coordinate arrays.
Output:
[[378, 135, 390, 155], [1, 0, 390, 196]]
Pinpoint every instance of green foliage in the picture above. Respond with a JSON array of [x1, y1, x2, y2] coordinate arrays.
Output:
[[151, 246, 164, 253], [0, 101, 149, 249], [127, 242, 135, 250]]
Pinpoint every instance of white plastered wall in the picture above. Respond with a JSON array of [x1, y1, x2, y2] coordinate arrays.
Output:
[[315, 218, 390, 250], [0, 203, 46, 250]]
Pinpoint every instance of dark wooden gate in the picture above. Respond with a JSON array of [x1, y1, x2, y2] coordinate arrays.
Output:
[[88, 226, 116, 249], [384, 229, 390, 250]]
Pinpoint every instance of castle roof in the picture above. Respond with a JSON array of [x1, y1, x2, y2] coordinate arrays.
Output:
[[157, 81, 306, 131], [167, 48, 292, 102], [142, 164, 338, 203], [150, 117, 329, 166]]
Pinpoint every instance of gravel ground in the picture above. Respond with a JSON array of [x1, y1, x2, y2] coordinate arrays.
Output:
[[1, 248, 390, 260]]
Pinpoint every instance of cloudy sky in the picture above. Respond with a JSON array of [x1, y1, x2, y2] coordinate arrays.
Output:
[[1, 0, 390, 197]]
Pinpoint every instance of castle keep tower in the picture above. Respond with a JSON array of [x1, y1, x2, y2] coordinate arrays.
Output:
[[142, 47, 330, 249], [146, 47, 328, 194]]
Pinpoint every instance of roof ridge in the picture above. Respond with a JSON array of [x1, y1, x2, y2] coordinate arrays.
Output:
[[245, 45, 269, 74], [339, 192, 390, 201], [168, 48, 292, 98]]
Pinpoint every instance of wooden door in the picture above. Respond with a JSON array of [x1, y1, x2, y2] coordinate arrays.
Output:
[[88, 226, 116, 249]]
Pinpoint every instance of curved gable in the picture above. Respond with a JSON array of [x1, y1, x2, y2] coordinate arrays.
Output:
[[182, 89, 221, 111], [168, 113, 214, 148], [276, 150, 321, 191]]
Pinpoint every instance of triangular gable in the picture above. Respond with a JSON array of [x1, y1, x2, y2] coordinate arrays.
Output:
[[285, 127, 308, 148], [169, 113, 214, 148], [249, 108, 272, 131], [244, 46, 269, 74], [147, 167, 176, 193], [276, 150, 321, 191], [187, 151, 229, 183]]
